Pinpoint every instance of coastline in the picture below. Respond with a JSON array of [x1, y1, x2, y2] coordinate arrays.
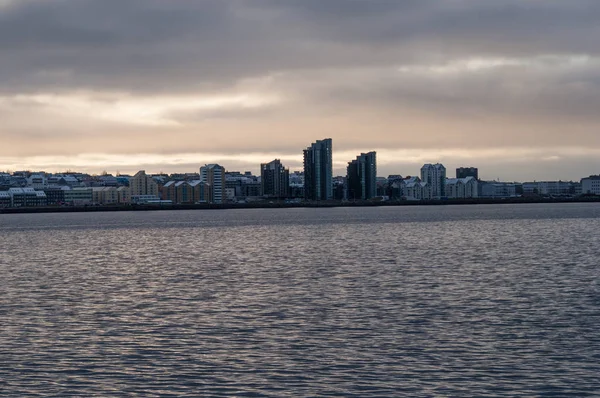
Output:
[[1, 196, 599, 215]]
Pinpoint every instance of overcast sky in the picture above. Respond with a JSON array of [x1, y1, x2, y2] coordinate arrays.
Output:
[[1, 0, 599, 180]]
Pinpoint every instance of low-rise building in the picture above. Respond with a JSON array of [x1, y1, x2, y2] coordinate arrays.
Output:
[[117, 186, 131, 204], [6, 188, 47, 207], [64, 188, 93, 206], [522, 181, 577, 196], [445, 177, 478, 199], [403, 177, 431, 201], [581, 175, 600, 195], [92, 187, 119, 204], [480, 182, 518, 198], [0, 191, 11, 207]]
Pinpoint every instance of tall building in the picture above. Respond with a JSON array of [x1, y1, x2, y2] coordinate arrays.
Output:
[[303, 138, 333, 201], [130, 170, 159, 197], [456, 167, 479, 180], [421, 163, 447, 198], [346, 152, 377, 200], [260, 159, 290, 198], [200, 164, 225, 203]]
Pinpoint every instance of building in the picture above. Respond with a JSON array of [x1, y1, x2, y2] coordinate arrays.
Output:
[[261, 159, 290, 198], [581, 175, 600, 195], [92, 187, 119, 205], [403, 177, 431, 201], [456, 167, 479, 180], [303, 138, 333, 201], [289, 171, 304, 199], [480, 182, 518, 198], [117, 186, 131, 204], [346, 152, 377, 200], [43, 186, 67, 205], [63, 188, 93, 205], [421, 163, 446, 198], [445, 177, 478, 199], [0, 191, 10, 207], [27, 174, 48, 189], [200, 164, 226, 203], [5, 188, 47, 207], [130, 170, 159, 197], [523, 181, 578, 196]]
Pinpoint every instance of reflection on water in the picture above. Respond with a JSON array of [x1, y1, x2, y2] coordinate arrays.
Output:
[[1, 204, 599, 396]]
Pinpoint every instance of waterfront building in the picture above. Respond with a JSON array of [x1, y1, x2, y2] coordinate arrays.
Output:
[[200, 164, 225, 203], [456, 167, 479, 180], [261, 159, 290, 198], [131, 195, 162, 204], [117, 186, 131, 204], [445, 177, 479, 199], [6, 188, 47, 207], [421, 163, 446, 198], [523, 181, 578, 196], [43, 186, 67, 205], [480, 182, 518, 198], [403, 177, 431, 201], [225, 172, 261, 200], [581, 175, 600, 195], [161, 181, 177, 202], [130, 170, 159, 197], [303, 138, 333, 201], [175, 181, 195, 204], [0, 191, 10, 207], [92, 187, 119, 205], [346, 152, 377, 200], [63, 187, 93, 205], [189, 180, 207, 203]]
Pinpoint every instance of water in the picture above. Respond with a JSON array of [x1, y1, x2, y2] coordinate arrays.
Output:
[[1, 203, 599, 397]]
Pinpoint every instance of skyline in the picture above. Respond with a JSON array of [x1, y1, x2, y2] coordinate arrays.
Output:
[[2, 1, 600, 180]]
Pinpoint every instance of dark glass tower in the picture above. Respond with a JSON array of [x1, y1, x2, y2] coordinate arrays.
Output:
[[303, 138, 333, 201], [260, 159, 290, 198], [347, 152, 377, 200]]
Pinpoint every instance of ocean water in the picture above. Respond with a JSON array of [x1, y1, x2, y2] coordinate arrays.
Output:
[[1, 203, 599, 397]]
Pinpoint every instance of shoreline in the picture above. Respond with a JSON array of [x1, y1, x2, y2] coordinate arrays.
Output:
[[1, 196, 599, 215]]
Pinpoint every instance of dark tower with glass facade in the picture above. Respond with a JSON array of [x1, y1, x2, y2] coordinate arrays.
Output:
[[347, 152, 377, 200], [303, 138, 333, 201]]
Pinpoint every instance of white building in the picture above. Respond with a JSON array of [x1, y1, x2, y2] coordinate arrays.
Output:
[[403, 177, 431, 201], [581, 176, 600, 195], [5, 188, 47, 207], [421, 163, 446, 198], [523, 181, 575, 196], [480, 182, 518, 198], [63, 187, 93, 206], [445, 177, 478, 199]]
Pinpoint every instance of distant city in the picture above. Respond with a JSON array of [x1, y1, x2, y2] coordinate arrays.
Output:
[[1, 138, 599, 208]]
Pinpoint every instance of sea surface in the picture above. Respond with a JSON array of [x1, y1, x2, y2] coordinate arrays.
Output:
[[1, 203, 599, 397]]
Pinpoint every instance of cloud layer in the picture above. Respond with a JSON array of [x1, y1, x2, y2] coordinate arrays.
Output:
[[1, 0, 599, 179]]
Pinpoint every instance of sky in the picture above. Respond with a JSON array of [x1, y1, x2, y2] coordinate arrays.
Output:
[[1, 0, 599, 181]]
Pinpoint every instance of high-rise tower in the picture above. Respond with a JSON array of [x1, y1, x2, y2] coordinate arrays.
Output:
[[347, 152, 377, 200], [200, 164, 225, 203], [261, 159, 290, 198], [303, 138, 333, 201]]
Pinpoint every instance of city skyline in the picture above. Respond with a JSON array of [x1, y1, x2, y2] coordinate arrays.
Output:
[[1, 1, 600, 180]]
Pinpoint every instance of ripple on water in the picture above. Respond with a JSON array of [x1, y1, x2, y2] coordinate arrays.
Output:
[[1, 204, 600, 396]]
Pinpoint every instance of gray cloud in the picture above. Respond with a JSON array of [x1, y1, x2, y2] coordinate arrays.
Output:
[[1, 0, 600, 179], [2, 0, 599, 94]]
